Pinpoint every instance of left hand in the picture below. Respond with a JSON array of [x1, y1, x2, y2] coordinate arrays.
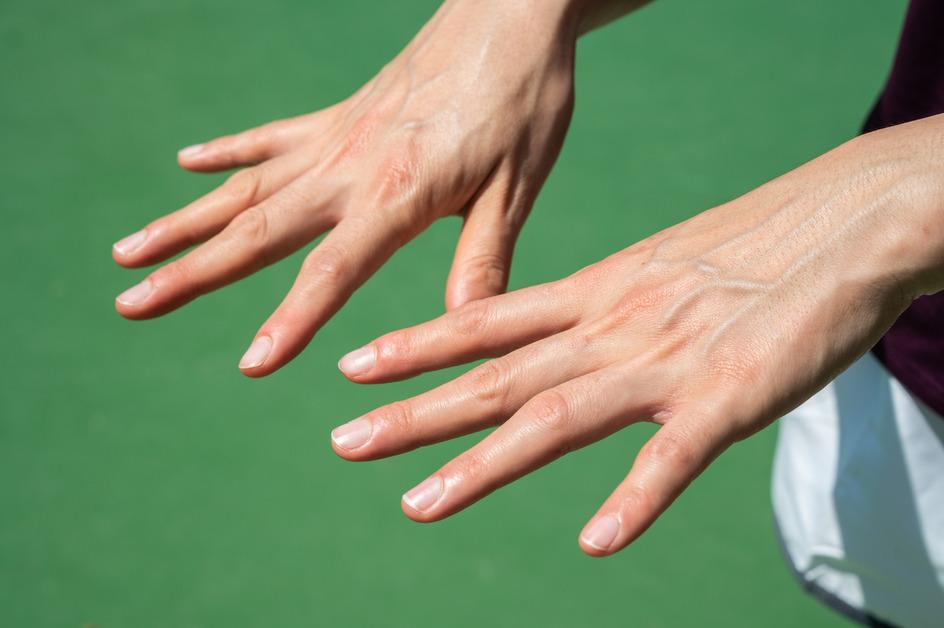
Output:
[[330, 115, 944, 556]]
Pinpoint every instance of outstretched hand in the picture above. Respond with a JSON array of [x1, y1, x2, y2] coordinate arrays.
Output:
[[331, 116, 944, 556], [113, 0, 578, 375]]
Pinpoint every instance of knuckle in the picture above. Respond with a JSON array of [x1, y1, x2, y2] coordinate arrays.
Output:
[[609, 287, 664, 326], [641, 431, 697, 472], [708, 347, 760, 387], [328, 112, 381, 166], [465, 360, 510, 410], [375, 136, 422, 204], [452, 451, 489, 484], [377, 401, 414, 434], [151, 260, 195, 297], [451, 300, 491, 337], [247, 122, 278, 146], [568, 258, 611, 288], [619, 483, 656, 517], [243, 119, 292, 155], [224, 168, 261, 206], [302, 244, 349, 286], [145, 216, 177, 246], [203, 135, 231, 154], [562, 327, 596, 353], [528, 390, 572, 434], [375, 331, 412, 364], [460, 254, 508, 293], [227, 207, 270, 250]]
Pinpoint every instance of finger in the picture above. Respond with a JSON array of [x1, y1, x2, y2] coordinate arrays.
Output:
[[337, 281, 581, 383], [399, 366, 660, 522], [113, 150, 316, 268], [445, 188, 521, 311], [578, 412, 731, 557], [238, 217, 410, 377], [330, 327, 601, 460], [114, 171, 340, 320], [176, 111, 330, 172]]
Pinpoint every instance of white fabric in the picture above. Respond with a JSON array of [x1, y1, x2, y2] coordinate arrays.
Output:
[[772, 352, 944, 627]]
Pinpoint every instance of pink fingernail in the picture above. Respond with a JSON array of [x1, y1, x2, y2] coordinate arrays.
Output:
[[338, 345, 376, 377], [113, 229, 148, 255], [239, 336, 272, 369], [116, 279, 153, 306], [331, 417, 373, 450], [178, 143, 205, 158], [402, 476, 443, 512], [581, 515, 620, 551]]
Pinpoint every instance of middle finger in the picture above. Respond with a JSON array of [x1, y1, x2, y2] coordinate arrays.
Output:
[[330, 326, 601, 460]]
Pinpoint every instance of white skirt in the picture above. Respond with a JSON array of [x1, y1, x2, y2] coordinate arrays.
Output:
[[772, 352, 944, 627]]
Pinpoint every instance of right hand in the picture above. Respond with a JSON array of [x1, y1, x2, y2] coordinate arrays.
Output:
[[329, 114, 944, 555], [113, 0, 582, 376]]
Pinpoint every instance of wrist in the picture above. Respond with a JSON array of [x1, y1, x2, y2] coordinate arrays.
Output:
[[442, 0, 644, 40], [849, 115, 944, 300]]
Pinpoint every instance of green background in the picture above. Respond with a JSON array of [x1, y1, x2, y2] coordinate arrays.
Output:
[[0, 0, 907, 626]]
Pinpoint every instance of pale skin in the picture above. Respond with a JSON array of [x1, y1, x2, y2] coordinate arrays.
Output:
[[114, 0, 944, 555]]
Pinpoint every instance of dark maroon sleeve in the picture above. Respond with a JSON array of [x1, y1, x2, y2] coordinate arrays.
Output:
[[864, 0, 944, 417]]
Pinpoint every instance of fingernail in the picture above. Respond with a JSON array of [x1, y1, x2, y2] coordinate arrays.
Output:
[[239, 335, 272, 369], [331, 417, 373, 450], [178, 143, 205, 158], [338, 345, 376, 377], [113, 229, 148, 255], [581, 515, 620, 551], [402, 476, 443, 512], [116, 279, 153, 306]]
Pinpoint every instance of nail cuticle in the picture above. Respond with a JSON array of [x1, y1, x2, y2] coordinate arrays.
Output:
[[239, 335, 273, 369], [402, 475, 444, 512], [113, 229, 149, 255], [338, 344, 377, 377], [331, 416, 373, 450], [116, 278, 154, 306]]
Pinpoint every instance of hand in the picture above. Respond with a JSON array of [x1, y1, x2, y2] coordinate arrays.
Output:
[[330, 115, 944, 556], [113, 0, 581, 376]]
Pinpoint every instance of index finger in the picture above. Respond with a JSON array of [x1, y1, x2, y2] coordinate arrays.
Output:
[[337, 281, 582, 383]]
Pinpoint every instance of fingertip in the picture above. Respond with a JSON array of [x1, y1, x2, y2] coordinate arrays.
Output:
[[578, 540, 612, 558], [400, 500, 423, 521], [238, 335, 275, 377], [337, 344, 377, 381], [176, 143, 206, 167], [113, 297, 131, 318], [238, 365, 270, 379], [330, 416, 373, 458], [400, 500, 438, 523], [113, 301, 154, 321], [177, 144, 231, 173], [578, 513, 621, 557], [114, 278, 156, 319], [401, 475, 444, 522], [112, 229, 149, 266], [112, 247, 133, 267], [330, 439, 359, 460]]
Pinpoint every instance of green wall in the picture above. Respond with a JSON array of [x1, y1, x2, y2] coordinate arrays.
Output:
[[0, 1, 906, 625]]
